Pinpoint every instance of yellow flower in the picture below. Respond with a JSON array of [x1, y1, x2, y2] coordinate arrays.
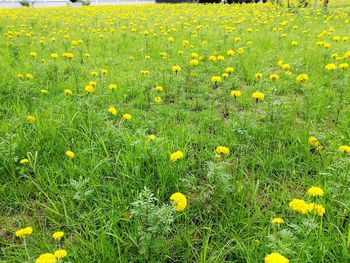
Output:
[[296, 74, 309, 84], [20, 158, 29, 164], [30, 51, 37, 57], [308, 203, 325, 216], [148, 135, 156, 141], [108, 84, 117, 91], [215, 146, 230, 155], [211, 76, 221, 84], [264, 252, 289, 263], [269, 74, 280, 81], [140, 70, 150, 75], [172, 65, 181, 73], [237, 48, 244, 54], [90, 71, 98, 77], [288, 198, 309, 214], [255, 73, 263, 79], [25, 73, 33, 80], [217, 55, 225, 61], [155, 85, 163, 92], [66, 150, 75, 158], [154, 97, 162, 104], [50, 53, 58, 59], [307, 187, 324, 197], [325, 63, 337, 71], [84, 85, 95, 93], [26, 115, 36, 123], [170, 192, 187, 212], [64, 89, 72, 95], [108, 107, 117, 116], [100, 69, 108, 75], [62, 52, 74, 59], [339, 63, 349, 70], [170, 150, 184, 162], [35, 253, 57, 263], [52, 231, 64, 241], [190, 52, 198, 59], [252, 92, 265, 101], [225, 67, 234, 73], [308, 136, 319, 147], [89, 81, 97, 87], [40, 89, 48, 94], [168, 37, 174, 43], [17, 73, 24, 79], [339, 145, 350, 153], [271, 218, 284, 224], [230, 90, 241, 98], [190, 59, 198, 66], [54, 249, 67, 259], [15, 226, 33, 238], [123, 114, 132, 120], [208, 55, 216, 62], [281, 64, 290, 70], [291, 40, 298, 46]]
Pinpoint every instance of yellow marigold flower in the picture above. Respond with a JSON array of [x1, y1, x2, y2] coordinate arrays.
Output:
[[227, 49, 235, 56], [52, 231, 64, 241], [64, 89, 72, 95], [291, 40, 298, 46], [26, 115, 36, 123], [289, 198, 309, 214], [339, 63, 349, 70], [168, 37, 174, 43], [230, 90, 241, 98], [296, 74, 309, 84], [154, 97, 162, 104], [307, 187, 324, 197], [140, 70, 150, 75], [90, 71, 98, 77], [285, 71, 292, 76], [35, 253, 57, 263], [20, 158, 29, 164], [215, 146, 230, 155], [123, 114, 132, 120], [50, 53, 58, 59], [252, 92, 265, 101], [170, 150, 184, 162], [225, 67, 234, 73], [155, 85, 163, 92], [182, 39, 189, 46], [308, 136, 319, 147], [54, 249, 67, 259], [170, 192, 187, 212], [17, 73, 24, 79], [264, 252, 289, 263], [147, 135, 156, 141], [15, 226, 33, 238], [129, 56, 135, 61], [190, 52, 198, 59], [271, 218, 284, 224], [323, 43, 331, 49], [84, 85, 95, 93], [325, 63, 337, 71], [30, 51, 37, 57], [144, 56, 151, 60], [277, 60, 284, 67], [108, 84, 117, 91], [217, 55, 225, 61], [108, 107, 117, 116], [269, 74, 280, 81], [222, 73, 229, 79], [101, 69, 108, 75], [211, 76, 221, 84], [62, 52, 74, 59], [208, 55, 216, 62], [190, 59, 198, 66], [66, 150, 75, 158], [255, 73, 263, 79], [25, 73, 33, 80], [281, 64, 290, 70], [172, 66, 181, 73], [339, 145, 350, 153], [40, 89, 48, 94], [85, 53, 91, 58]]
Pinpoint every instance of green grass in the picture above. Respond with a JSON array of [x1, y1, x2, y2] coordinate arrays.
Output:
[[0, 3, 350, 263]]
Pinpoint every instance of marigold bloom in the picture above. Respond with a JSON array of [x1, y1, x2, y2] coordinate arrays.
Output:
[[252, 92, 265, 101], [84, 85, 95, 93], [307, 187, 324, 197], [339, 63, 349, 70], [170, 192, 187, 211], [208, 55, 216, 62], [62, 52, 74, 59], [25, 73, 33, 80], [271, 218, 284, 224], [227, 49, 235, 56], [255, 73, 263, 79], [100, 69, 108, 75], [66, 150, 75, 158], [264, 252, 289, 263], [308, 203, 325, 216], [325, 63, 337, 71], [172, 65, 181, 73], [123, 114, 132, 120], [35, 253, 57, 263], [108, 107, 117, 115], [52, 231, 64, 241], [269, 74, 280, 81], [147, 135, 156, 141], [64, 89, 72, 95], [217, 55, 224, 61], [225, 67, 234, 73], [108, 84, 117, 91], [339, 145, 350, 153], [308, 136, 319, 147], [170, 150, 184, 162], [54, 249, 67, 259], [41, 89, 48, 94], [296, 74, 309, 84], [50, 53, 58, 59], [26, 115, 36, 123], [17, 73, 24, 79], [90, 71, 98, 77], [211, 76, 221, 84], [190, 59, 198, 66], [30, 51, 37, 57], [215, 146, 230, 155], [237, 48, 244, 54], [155, 85, 163, 92], [289, 198, 309, 214], [20, 158, 29, 164], [15, 227, 33, 238]]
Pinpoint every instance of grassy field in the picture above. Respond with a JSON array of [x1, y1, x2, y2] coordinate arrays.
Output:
[[0, 2, 350, 263]]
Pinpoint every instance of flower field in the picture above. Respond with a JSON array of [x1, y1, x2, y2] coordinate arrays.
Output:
[[0, 2, 350, 262]]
